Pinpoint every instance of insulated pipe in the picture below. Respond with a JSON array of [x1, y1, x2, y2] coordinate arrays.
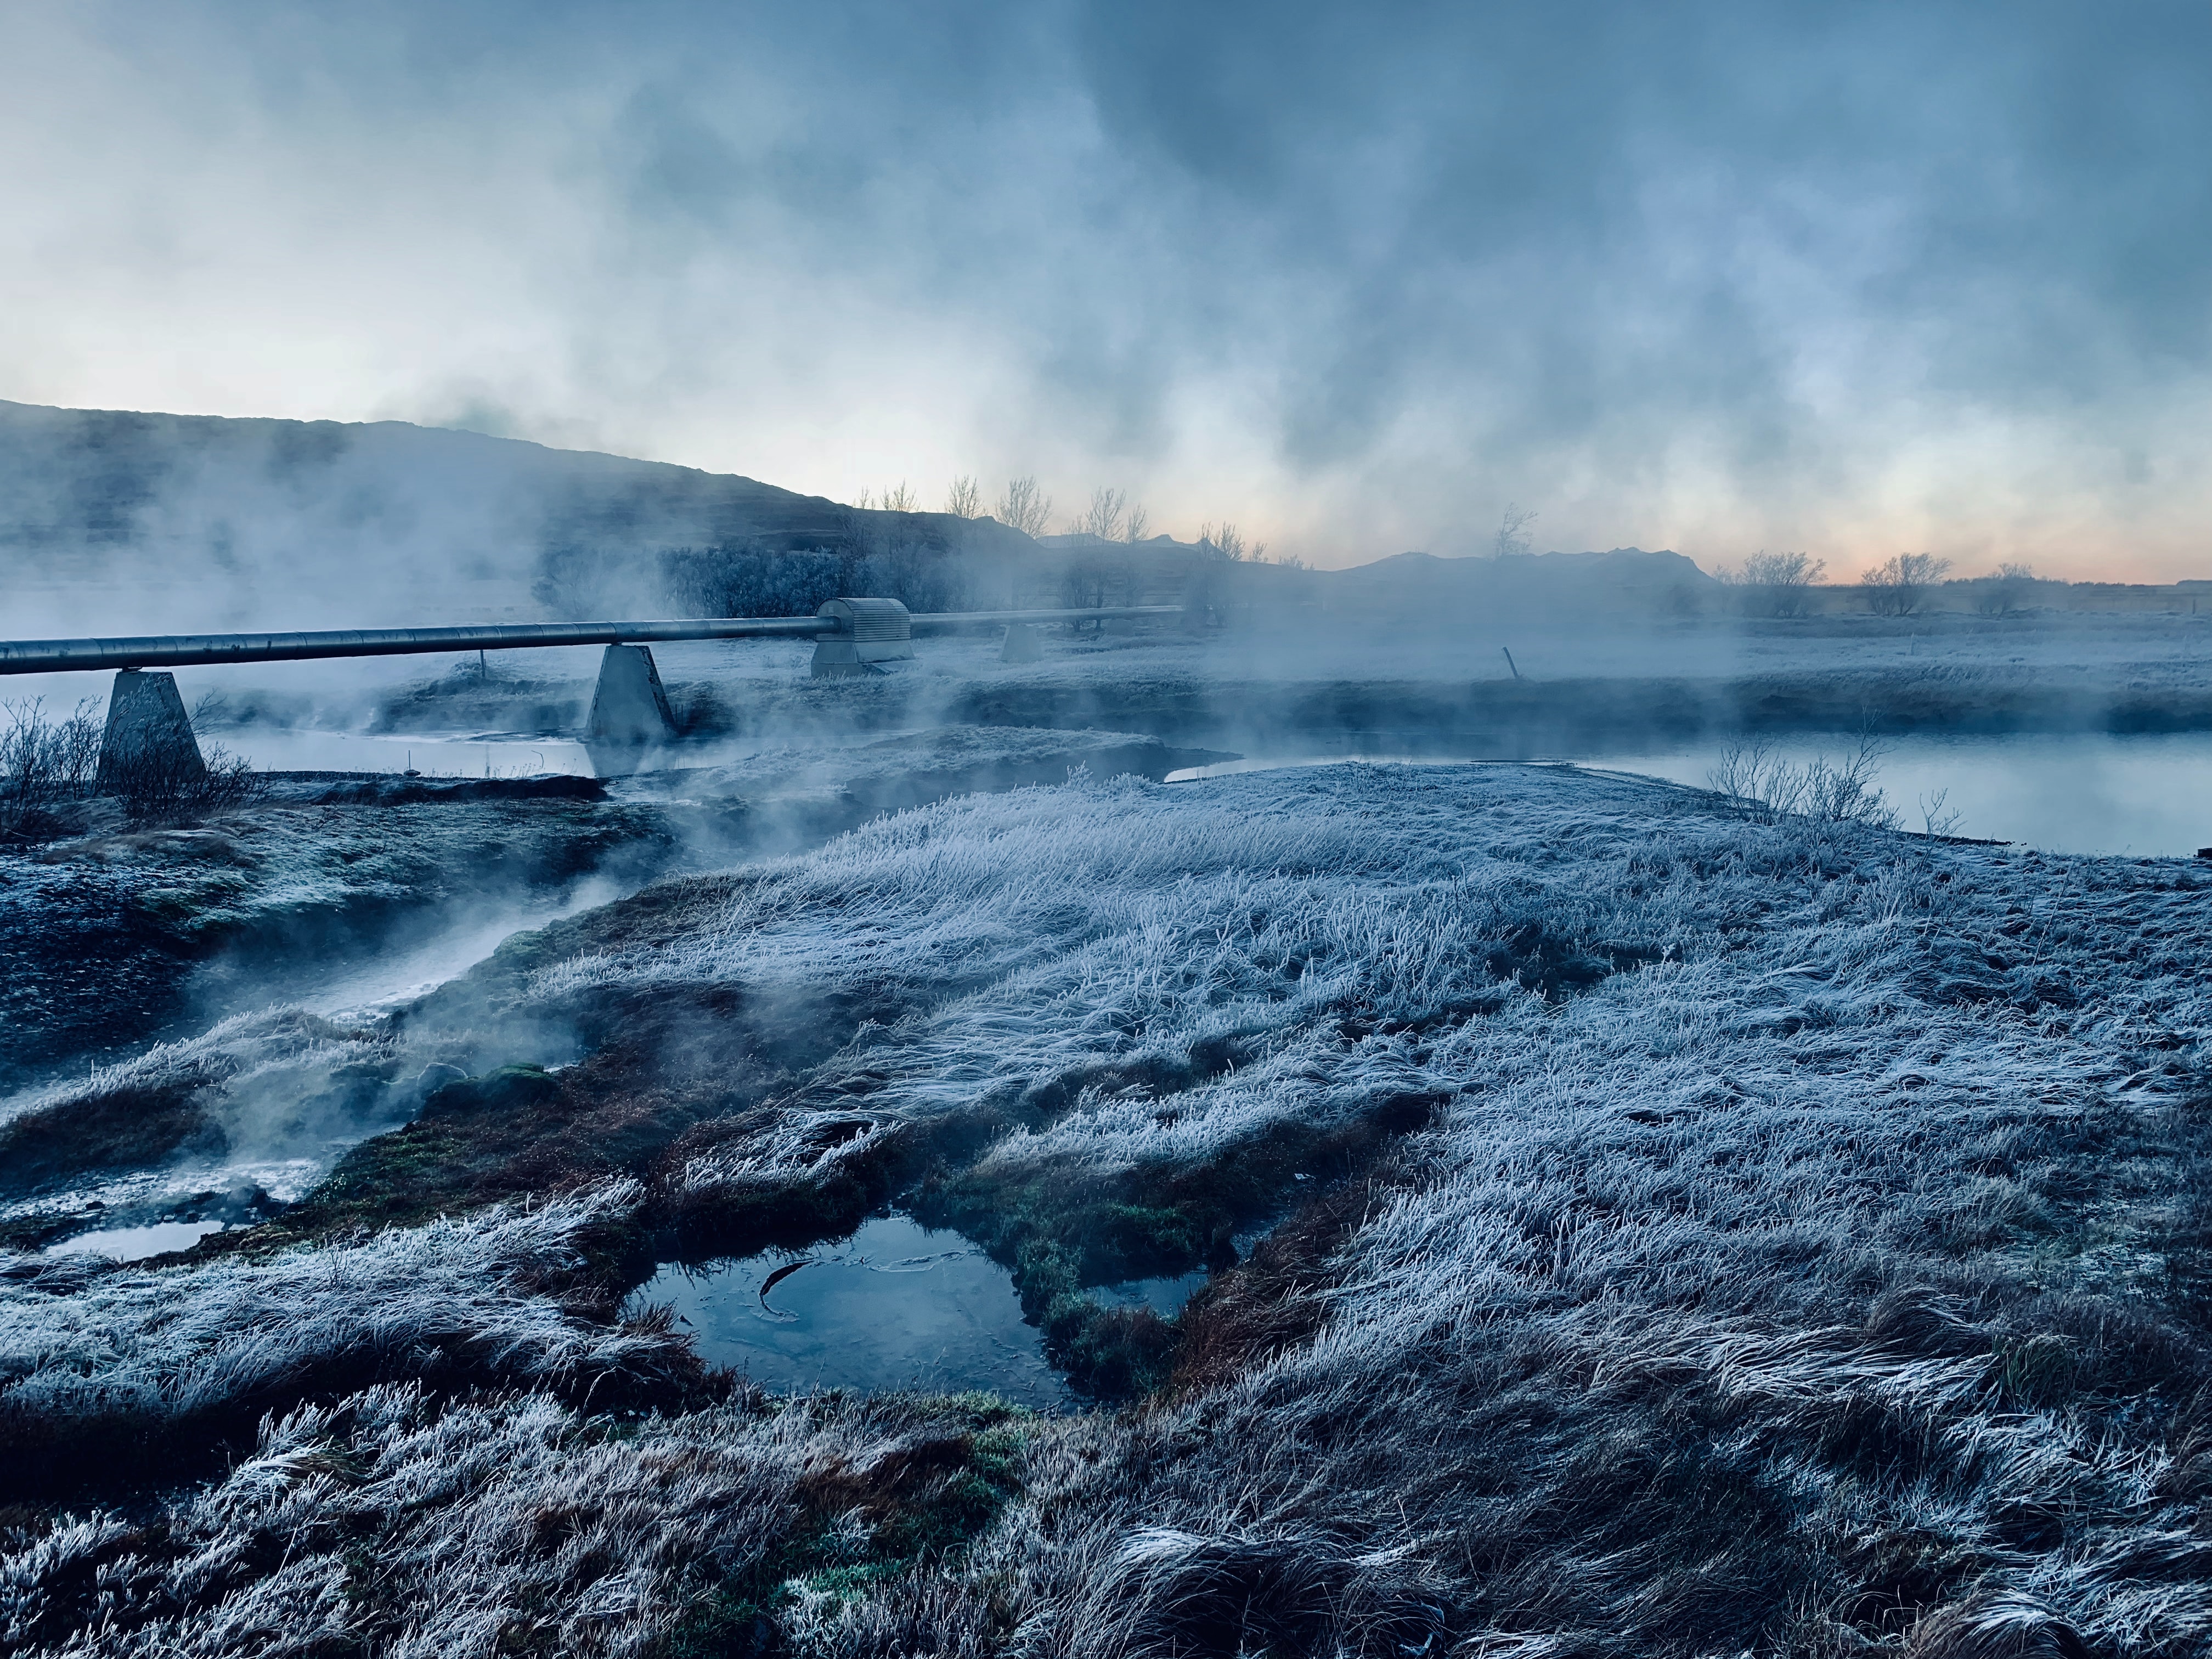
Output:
[[909, 606, 1187, 634], [0, 607, 1192, 675], [0, 618, 826, 676]]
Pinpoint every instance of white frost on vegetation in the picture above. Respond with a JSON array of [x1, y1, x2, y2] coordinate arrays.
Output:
[[0, 1183, 668, 1449], [9, 764, 2212, 1655]]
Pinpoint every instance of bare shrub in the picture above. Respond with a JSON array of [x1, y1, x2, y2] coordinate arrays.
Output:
[[1124, 502, 1149, 543], [0, 698, 101, 840], [1492, 501, 1538, 559], [1198, 522, 1263, 562], [0, 699, 101, 832], [997, 476, 1053, 538], [1707, 735, 1898, 830], [1969, 560, 2038, 617], [1720, 550, 1827, 617], [1920, 787, 1963, 838], [1860, 551, 1953, 616], [943, 475, 981, 518], [101, 738, 264, 823]]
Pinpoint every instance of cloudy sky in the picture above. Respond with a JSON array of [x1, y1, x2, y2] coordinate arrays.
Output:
[[3, 2, 2208, 576]]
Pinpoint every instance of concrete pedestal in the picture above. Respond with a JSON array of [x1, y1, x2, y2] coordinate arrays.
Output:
[[811, 597, 915, 678], [585, 644, 677, 774], [1000, 623, 1043, 663], [96, 669, 206, 794]]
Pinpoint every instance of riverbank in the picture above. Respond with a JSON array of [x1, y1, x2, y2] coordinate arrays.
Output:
[[291, 610, 2212, 759]]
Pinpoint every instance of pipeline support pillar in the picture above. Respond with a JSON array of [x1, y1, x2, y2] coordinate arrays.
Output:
[[96, 669, 206, 794], [585, 644, 678, 774]]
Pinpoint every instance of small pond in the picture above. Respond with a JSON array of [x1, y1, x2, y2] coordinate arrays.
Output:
[[42, 1218, 229, 1262], [629, 1215, 1068, 1408], [628, 1215, 1216, 1408]]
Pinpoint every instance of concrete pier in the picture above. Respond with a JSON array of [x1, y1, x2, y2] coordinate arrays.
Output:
[[95, 669, 206, 794], [1000, 622, 1042, 663], [585, 644, 678, 772]]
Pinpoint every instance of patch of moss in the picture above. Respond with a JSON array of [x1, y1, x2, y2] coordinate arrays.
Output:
[[647, 1396, 1034, 1658], [914, 1090, 1443, 1398]]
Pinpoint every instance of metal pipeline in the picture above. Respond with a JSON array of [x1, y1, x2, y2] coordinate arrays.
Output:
[[0, 606, 1194, 675]]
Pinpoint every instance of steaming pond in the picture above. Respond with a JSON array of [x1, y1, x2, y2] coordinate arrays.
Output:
[[1169, 731, 2212, 857], [41, 1218, 229, 1262], [629, 1215, 1212, 1407]]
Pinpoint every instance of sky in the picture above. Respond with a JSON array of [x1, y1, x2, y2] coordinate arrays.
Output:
[[2, 1, 2209, 578]]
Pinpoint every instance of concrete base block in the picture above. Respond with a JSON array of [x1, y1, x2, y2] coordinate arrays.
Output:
[[97, 669, 206, 794], [1000, 622, 1043, 663], [585, 644, 676, 774], [812, 597, 915, 678]]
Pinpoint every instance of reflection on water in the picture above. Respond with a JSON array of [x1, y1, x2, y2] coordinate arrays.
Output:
[[1087, 1272, 1207, 1317], [43, 1219, 227, 1262], [1170, 732, 2212, 857], [629, 1215, 1068, 1408]]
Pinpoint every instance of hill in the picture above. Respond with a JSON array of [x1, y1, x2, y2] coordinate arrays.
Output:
[[0, 400, 1028, 635]]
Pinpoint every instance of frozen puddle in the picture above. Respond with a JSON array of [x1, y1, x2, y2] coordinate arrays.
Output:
[[630, 1215, 1069, 1408], [42, 1219, 229, 1262]]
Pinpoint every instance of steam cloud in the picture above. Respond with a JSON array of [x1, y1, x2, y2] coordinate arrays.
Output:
[[2, 2, 2208, 575]]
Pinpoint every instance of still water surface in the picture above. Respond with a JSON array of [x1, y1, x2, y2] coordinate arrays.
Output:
[[1170, 732, 2212, 857], [629, 1216, 1215, 1406], [220, 728, 594, 777], [630, 1216, 1069, 1408], [42, 1219, 228, 1262]]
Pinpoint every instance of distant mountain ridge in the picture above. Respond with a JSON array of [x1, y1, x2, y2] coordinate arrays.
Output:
[[0, 399, 1714, 636], [1313, 546, 1717, 620], [0, 400, 1029, 635]]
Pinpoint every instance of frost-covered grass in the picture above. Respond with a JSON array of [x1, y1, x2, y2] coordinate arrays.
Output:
[[7, 763, 2212, 1654], [0, 1183, 697, 1494]]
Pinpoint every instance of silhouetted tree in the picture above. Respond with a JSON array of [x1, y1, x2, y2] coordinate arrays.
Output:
[[1859, 552, 1952, 617], [1722, 550, 1827, 617], [1493, 503, 1538, 559], [996, 476, 1053, 538], [1079, 487, 1126, 541]]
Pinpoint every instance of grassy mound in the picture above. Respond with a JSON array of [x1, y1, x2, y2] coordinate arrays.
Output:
[[8, 764, 2212, 1654]]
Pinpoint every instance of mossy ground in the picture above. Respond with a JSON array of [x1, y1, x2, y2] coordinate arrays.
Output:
[[648, 1395, 1036, 1659]]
